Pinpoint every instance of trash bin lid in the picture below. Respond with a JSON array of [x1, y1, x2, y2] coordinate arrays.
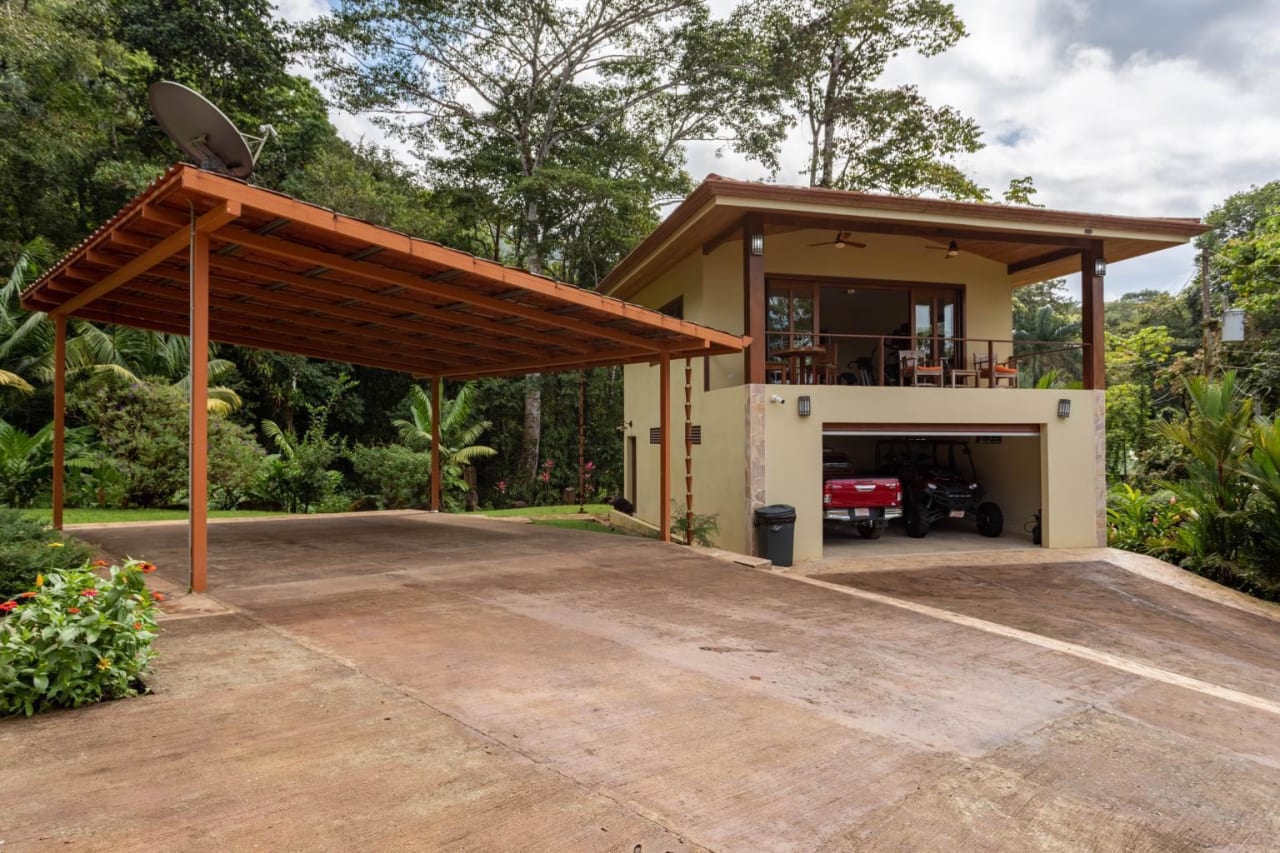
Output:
[[754, 503, 796, 523]]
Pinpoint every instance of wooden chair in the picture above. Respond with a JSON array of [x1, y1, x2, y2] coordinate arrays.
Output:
[[974, 353, 1019, 387], [816, 354, 839, 385], [899, 348, 944, 387], [765, 360, 790, 385]]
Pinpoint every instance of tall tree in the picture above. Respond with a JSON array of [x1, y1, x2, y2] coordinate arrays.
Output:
[[734, 0, 983, 195], [297, 0, 733, 484]]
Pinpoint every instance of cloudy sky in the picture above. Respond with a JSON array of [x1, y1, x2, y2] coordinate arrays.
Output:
[[275, 0, 1280, 297]]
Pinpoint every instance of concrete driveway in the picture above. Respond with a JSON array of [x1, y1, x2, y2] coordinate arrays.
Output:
[[4, 512, 1278, 852]]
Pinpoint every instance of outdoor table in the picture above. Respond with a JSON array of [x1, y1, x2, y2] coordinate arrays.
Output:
[[773, 345, 827, 385]]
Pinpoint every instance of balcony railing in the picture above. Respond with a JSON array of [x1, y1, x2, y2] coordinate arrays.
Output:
[[765, 332, 1086, 388]]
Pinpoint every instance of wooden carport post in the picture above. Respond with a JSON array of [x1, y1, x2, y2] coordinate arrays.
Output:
[[430, 377, 442, 512], [189, 230, 210, 593], [659, 352, 672, 542], [51, 315, 66, 530]]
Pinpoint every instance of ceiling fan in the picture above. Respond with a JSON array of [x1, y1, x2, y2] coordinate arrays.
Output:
[[809, 231, 867, 249], [925, 239, 961, 258]]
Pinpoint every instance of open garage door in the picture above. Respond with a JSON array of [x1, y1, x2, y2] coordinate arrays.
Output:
[[822, 423, 1042, 552]]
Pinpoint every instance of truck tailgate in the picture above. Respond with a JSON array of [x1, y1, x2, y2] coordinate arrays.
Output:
[[824, 478, 901, 509]]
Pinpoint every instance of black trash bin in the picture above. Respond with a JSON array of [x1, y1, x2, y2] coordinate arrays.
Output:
[[754, 504, 796, 567]]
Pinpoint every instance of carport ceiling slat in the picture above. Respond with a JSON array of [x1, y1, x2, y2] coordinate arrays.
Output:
[[21, 163, 746, 379]]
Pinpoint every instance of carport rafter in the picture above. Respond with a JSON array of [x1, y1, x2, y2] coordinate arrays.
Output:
[[25, 164, 744, 592]]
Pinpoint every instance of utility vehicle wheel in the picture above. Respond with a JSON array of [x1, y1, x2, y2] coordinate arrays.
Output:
[[905, 505, 929, 538], [857, 523, 882, 540], [976, 501, 1004, 537]]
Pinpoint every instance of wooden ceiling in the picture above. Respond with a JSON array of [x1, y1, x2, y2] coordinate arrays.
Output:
[[22, 165, 744, 379], [602, 176, 1209, 298]]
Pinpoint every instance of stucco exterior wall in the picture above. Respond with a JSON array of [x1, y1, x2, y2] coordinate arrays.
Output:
[[764, 387, 1100, 561], [620, 226, 1103, 561], [622, 358, 750, 553]]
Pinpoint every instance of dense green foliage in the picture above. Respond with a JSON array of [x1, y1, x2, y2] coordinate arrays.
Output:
[[4, 1, 1280, 602], [1109, 374, 1280, 600], [0, 508, 94, 599]]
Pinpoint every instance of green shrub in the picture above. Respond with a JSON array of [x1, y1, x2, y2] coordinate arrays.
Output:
[[0, 508, 94, 599], [671, 503, 719, 547], [208, 418, 267, 509], [73, 375, 271, 510], [349, 443, 432, 509], [1106, 484, 1181, 555], [256, 385, 348, 513], [0, 559, 160, 716], [73, 377, 189, 507]]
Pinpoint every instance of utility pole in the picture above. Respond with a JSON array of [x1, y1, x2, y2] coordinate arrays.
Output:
[[1201, 249, 1213, 377]]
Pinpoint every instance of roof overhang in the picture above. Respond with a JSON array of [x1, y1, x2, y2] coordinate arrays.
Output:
[[22, 164, 744, 379], [600, 176, 1210, 299]]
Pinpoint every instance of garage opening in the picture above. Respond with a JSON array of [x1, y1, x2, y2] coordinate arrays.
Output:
[[821, 424, 1041, 556]]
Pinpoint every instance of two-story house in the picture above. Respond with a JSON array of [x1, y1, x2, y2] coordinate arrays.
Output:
[[601, 176, 1206, 562]]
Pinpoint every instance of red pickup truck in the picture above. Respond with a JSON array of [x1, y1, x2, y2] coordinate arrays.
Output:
[[822, 449, 902, 539]]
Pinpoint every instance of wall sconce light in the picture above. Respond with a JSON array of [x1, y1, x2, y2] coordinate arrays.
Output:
[[798, 395, 811, 417], [749, 233, 764, 255], [1057, 398, 1071, 419], [1094, 257, 1107, 277]]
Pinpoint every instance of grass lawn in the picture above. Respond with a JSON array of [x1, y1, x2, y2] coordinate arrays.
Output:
[[477, 503, 611, 518], [20, 508, 287, 525], [531, 517, 628, 536]]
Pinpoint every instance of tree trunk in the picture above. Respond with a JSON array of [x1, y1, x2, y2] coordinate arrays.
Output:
[[518, 193, 544, 490], [518, 373, 542, 487], [818, 41, 844, 188]]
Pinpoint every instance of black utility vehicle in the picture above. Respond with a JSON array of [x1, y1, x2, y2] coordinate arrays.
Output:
[[874, 439, 1003, 538]]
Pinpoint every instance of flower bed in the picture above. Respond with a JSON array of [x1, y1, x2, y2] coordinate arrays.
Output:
[[0, 559, 161, 716]]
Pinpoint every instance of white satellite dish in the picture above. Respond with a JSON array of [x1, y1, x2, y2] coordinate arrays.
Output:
[[148, 81, 275, 178]]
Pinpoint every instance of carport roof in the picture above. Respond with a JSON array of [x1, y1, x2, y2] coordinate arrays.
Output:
[[21, 164, 744, 378]]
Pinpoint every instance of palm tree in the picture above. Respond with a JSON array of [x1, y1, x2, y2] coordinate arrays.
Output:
[[1014, 304, 1081, 386], [394, 381, 497, 469], [1, 242, 240, 413]]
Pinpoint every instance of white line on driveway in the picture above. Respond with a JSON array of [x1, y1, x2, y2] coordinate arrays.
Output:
[[781, 571, 1280, 717]]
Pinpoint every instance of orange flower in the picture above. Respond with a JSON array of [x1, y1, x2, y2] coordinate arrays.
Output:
[[152, 592, 166, 602], [68, 607, 80, 614], [140, 562, 158, 574], [93, 560, 110, 568], [0, 601, 16, 613], [133, 621, 143, 630], [19, 591, 37, 599]]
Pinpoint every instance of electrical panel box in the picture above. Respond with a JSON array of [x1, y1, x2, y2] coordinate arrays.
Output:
[[1223, 308, 1245, 342]]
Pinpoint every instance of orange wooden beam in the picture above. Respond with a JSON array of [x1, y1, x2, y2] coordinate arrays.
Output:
[[52, 315, 66, 530], [190, 231, 210, 594], [171, 263, 524, 363], [54, 201, 239, 317], [181, 165, 743, 351], [107, 271, 502, 369], [208, 256, 572, 358], [213, 227, 690, 353]]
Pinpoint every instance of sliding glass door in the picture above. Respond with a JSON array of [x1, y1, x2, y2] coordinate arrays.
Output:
[[912, 289, 962, 366], [766, 282, 817, 355]]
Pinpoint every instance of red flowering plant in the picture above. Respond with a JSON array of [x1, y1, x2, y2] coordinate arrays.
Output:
[[0, 559, 161, 716]]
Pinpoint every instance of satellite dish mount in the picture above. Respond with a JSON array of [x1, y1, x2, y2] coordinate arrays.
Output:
[[148, 81, 274, 179]]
